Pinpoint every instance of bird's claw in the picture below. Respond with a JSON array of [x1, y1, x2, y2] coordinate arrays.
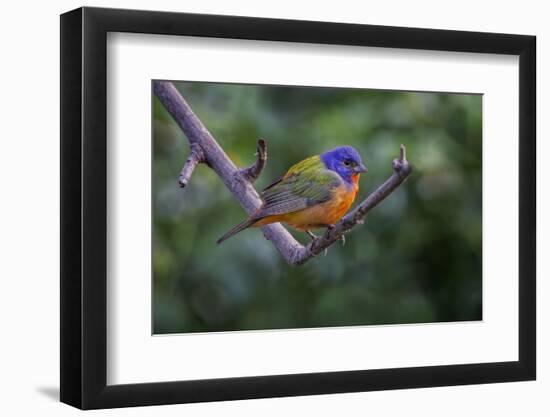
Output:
[[306, 225, 341, 256]]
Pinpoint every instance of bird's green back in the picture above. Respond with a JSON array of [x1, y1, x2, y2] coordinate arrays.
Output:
[[256, 155, 342, 217]]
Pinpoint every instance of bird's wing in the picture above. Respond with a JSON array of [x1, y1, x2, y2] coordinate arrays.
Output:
[[256, 155, 342, 217]]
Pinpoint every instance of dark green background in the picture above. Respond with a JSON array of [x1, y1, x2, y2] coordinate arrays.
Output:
[[153, 81, 482, 334]]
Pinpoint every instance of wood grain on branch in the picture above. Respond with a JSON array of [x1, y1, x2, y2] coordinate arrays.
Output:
[[153, 80, 412, 266]]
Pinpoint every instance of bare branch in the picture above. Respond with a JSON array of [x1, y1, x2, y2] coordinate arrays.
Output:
[[178, 143, 204, 188], [153, 80, 304, 261], [239, 139, 267, 182], [153, 80, 412, 266]]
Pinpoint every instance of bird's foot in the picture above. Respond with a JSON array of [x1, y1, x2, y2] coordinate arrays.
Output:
[[323, 248, 328, 256], [341, 234, 346, 246]]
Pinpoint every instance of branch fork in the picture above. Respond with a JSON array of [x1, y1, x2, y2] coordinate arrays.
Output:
[[153, 80, 412, 266]]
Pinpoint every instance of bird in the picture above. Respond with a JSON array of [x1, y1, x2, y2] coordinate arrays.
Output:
[[217, 145, 368, 244]]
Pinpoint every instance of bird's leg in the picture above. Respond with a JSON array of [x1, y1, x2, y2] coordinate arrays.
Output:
[[305, 230, 328, 256], [305, 230, 318, 240]]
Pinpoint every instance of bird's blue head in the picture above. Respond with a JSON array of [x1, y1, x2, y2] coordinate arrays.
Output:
[[320, 145, 368, 185]]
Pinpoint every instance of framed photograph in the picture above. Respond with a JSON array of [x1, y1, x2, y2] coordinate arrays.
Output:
[[60, 6, 536, 409]]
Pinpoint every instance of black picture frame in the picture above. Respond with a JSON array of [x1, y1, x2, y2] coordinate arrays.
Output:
[[60, 6, 536, 410]]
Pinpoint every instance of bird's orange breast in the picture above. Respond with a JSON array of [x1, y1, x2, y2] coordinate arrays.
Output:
[[316, 178, 359, 225]]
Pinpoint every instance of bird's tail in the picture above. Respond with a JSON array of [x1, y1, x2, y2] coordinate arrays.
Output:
[[216, 218, 257, 244]]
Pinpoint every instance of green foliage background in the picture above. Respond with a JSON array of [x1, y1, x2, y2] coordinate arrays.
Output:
[[153, 81, 482, 334]]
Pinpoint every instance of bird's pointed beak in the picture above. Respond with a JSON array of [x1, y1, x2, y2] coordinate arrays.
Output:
[[355, 163, 368, 173]]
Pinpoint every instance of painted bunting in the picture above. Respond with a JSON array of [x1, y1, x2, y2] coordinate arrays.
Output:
[[217, 145, 367, 244]]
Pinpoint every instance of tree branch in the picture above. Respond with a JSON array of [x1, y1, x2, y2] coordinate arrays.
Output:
[[153, 81, 304, 261], [153, 80, 412, 266], [178, 143, 204, 188], [239, 138, 267, 183]]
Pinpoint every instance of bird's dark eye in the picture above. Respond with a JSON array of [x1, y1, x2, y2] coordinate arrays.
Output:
[[343, 159, 355, 167]]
